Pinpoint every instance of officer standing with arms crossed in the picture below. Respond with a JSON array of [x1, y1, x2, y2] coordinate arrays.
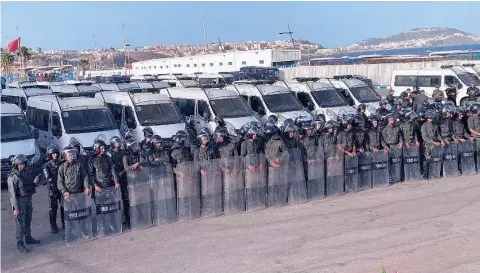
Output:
[[89, 139, 120, 193], [43, 145, 64, 234], [8, 155, 41, 253]]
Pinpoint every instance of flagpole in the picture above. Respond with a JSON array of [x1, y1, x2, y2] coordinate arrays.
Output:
[[16, 26, 23, 79]]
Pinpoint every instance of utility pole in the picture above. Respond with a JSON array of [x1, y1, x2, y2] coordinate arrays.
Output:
[[202, 7, 208, 54], [122, 24, 126, 68], [93, 35, 97, 70], [279, 24, 296, 48]]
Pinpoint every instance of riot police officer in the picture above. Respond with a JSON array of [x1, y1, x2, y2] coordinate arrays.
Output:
[[89, 140, 120, 194], [213, 127, 238, 158], [386, 89, 395, 105], [312, 116, 325, 140], [467, 103, 480, 138], [321, 122, 338, 160], [357, 104, 369, 129], [336, 118, 356, 157], [140, 127, 154, 153], [421, 111, 445, 178], [109, 136, 129, 228], [438, 105, 456, 145], [352, 115, 367, 153], [264, 126, 288, 166], [194, 130, 216, 177], [432, 85, 445, 103], [453, 109, 473, 142], [400, 88, 412, 108], [366, 116, 383, 152], [382, 115, 404, 151], [147, 135, 172, 166], [213, 117, 226, 135], [412, 89, 429, 112], [298, 122, 318, 159], [377, 100, 391, 117], [43, 145, 64, 234], [170, 130, 193, 166], [283, 123, 299, 149], [8, 154, 41, 253], [401, 111, 420, 148], [241, 126, 263, 156], [123, 140, 147, 172]]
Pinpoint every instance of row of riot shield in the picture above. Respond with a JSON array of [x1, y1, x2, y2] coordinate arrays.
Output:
[[63, 187, 123, 246]]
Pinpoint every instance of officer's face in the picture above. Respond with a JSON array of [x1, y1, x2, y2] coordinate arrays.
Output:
[[306, 129, 312, 136], [201, 136, 208, 145], [289, 131, 295, 138], [346, 124, 352, 130], [217, 136, 224, 143], [388, 119, 395, 125], [328, 128, 333, 133], [155, 142, 162, 149], [372, 121, 378, 127], [52, 153, 58, 160], [427, 118, 433, 123], [251, 134, 257, 140], [99, 146, 105, 155], [114, 142, 121, 149], [17, 163, 25, 171]]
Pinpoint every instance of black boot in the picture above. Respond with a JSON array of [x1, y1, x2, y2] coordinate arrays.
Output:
[[51, 225, 59, 234], [60, 206, 65, 230], [423, 159, 430, 180], [25, 236, 40, 245], [17, 241, 30, 253]]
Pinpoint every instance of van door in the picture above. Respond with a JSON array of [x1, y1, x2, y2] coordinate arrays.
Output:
[[249, 95, 268, 122], [49, 111, 63, 149], [29, 108, 50, 151], [195, 100, 212, 133]]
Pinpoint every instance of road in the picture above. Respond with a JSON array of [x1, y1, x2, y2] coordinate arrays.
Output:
[[2, 175, 480, 273]]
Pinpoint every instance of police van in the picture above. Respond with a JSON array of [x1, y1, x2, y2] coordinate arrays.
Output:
[[197, 73, 234, 88], [461, 64, 480, 84], [95, 85, 186, 146], [162, 87, 261, 136], [328, 76, 382, 116], [230, 80, 313, 126], [50, 83, 102, 98], [390, 65, 479, 106], [1, 103, 43, 184], [130, 75, 157, 83], [25, 94, 121, 154], [156, 74, 198, 88], [1, 84, 53, 112], [276, 77, 357, 121]]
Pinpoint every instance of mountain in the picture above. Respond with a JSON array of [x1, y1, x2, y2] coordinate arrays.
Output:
[[345, 27, 480, 51]]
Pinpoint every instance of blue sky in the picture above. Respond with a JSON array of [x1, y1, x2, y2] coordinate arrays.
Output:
[[1, 1, 479, 50]]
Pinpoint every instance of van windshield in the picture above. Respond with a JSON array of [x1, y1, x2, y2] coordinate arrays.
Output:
[[1, 115, 32, 142], [263, 93, 303, 113], [135, 103, 183, 126], [467, 73, 480, 84], [311, 89, 349, 108], [348, 86, 381, 103], [179, 78, 198, 88], [62, 108, 117, 134], [210, 98, 252, 118], [457, 72, 477, 86]]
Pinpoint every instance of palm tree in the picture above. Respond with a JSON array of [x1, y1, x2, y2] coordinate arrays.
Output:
[[19, 46, 32, 74], [79, 59, 89, 77], [1, 52, 14, 78]]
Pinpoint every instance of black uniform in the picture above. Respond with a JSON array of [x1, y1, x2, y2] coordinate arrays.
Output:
[[43, 159, 64, 230], [7, 170, 37, 247]]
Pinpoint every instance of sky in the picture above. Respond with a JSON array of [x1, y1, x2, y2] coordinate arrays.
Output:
[[1, 1, 480, 50]]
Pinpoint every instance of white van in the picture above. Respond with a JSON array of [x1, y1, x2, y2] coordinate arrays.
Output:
[[197, 73, 234, 88], [276, 77, 357, 121], [26, 94, 121, 154], [1, 103, 43, 183], [230, 81, 313, 126], [157, 74, 198, 88], [1, 85, 53, 112], [162, 87, 261, 135], [329, 77, 382, 116], [95, 89, 186, 146], [390, 65, 479, 106], [94, 82, 142, 91], [130, 75, 157, 83], [50, 83, 102, 98]]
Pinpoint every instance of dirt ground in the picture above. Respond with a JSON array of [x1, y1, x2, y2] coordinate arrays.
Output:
[[2, 175, 480, 273]]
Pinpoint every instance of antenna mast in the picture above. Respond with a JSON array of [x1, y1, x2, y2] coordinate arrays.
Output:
[[279, 24, 295, 48], [202, 7, 208, 54]]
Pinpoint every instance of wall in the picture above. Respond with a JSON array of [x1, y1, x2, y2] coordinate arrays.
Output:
[[279, 60, 480, 86], [84, 69, 131, 77]]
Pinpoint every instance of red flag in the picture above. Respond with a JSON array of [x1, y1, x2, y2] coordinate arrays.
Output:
[[7, 37, 21, 53]]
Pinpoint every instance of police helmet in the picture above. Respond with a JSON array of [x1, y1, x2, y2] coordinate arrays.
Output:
[[62, 146, 78, 160], [284, 123, 297, 134], [142, 127, 154, 138], [324, 121, 335, 130], [151, 135, 163, 145], [125, 140, 141, 154], [357, 103, 366, 111], [380, 99, 389, 107], [264, 126, 278, 138], [12, 154, 29, 169], [369, 115, 379, 123], [110, 136, 122, 148], [470, 102, 480, 113], [418, 109, 427, 120], [425, 110, 436, 120], [93, 139, 106, 154], [264, 119, 277, 129], [284, 118, 295, 127], [247, 126, 260, 138], [267, 115, 278, 123], [422, 99, 435, 109], [394, 99, 403, 106], [124, 129, 136, 141], [442, 105, 456, 116], [352, 115, 364, 127], [404, 110, 418, 120], [46, 144, 60, 159]]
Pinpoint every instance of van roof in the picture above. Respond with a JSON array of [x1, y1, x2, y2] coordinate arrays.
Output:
[[233, 84, 290, 96], [1, 103, 23, 115], [28, 95, 107, 110], [1, 87, 53, 97], [98, 91, 172, 105], [51, 84, 102, 94], [198, 73, 233, 79]]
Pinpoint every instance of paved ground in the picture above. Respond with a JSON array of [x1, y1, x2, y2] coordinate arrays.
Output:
[[2, 175, 480, 273]]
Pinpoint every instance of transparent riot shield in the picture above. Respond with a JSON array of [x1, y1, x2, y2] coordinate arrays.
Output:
[[458, 140, 476, 175], [442, 143, 460, 178], [475, 139, 480, 172], [287, 148, 308, 205], [151, 165, 177, 225], [325, 156, 344, 197], [175, 161, 201, 221], [357, 152, 372, 191], [403, 146, 422, 182], [305, 147, 325, 200], [429, 146, 443, 180], [244, 154, 267, 211], [222, 156, 245, 215], [388, 146, 402, 183], [200, 159, 223, 217], [266, 152, 289, 207], [95, 187, 122, 237], [64, 193, 93, 246], [127, 168, 154, 230], [344, 155, 359, 193], [372, 150, 389, 188]]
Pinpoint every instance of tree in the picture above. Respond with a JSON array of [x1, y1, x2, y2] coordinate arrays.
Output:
[[79, 59, 89, 76], [1, 52, 14, 78], [19, 46, 32, 74]]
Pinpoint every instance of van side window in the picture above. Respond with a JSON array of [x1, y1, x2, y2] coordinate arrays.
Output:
[[394, 76, 416, 87], [28, 108, 49, 131], [296, 92, 313, 108], [444, 76, 462, 89], [417, 76, 440, 87], [106, 103, 123, 126], [51, 112, 62, 136], [173, 98, 195, 116], [250, 96, 263, 113], [198, 100, 212, 120]]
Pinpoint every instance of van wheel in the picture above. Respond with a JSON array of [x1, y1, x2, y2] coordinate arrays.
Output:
[[460, 98, 468, 107]]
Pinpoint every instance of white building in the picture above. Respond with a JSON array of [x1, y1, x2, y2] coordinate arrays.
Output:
[[131, 49, 301, 76]]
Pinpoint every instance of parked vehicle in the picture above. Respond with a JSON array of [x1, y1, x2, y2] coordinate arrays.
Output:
[[330, 76, 382, 116]]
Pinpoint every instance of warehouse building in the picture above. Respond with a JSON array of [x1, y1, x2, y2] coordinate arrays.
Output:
[[131, 49, 301, 76]]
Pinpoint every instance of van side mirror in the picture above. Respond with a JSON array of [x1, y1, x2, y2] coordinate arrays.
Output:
[[32, 128, 39, 139], [52, 124, 62, 137]]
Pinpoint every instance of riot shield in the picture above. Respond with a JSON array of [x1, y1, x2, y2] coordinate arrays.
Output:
[[222, 156, 245, 215], [458, 140, 476, 175], [428, 146, 443, 180], [388, 146, 402, 183], [175, 161, 201, 221], [64, 193, 93, 246], [286, 148, 307, 205], [475, 139, 480, 172], [372, 150, 389, 188], [266, 152, 289, 207], [442, 143, 460, 178], [127, 168, 154, 230], [244, 154, 267, 211], [344, 155, 359, 193], [357, 152, 372, 191], [95, 187, 122, 237], [403, 146, 422, 182], [151, 165, 177, 225], [305, 147, 325, 200], [200, 159, 223, 218], [325, 156, 344, 197]]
